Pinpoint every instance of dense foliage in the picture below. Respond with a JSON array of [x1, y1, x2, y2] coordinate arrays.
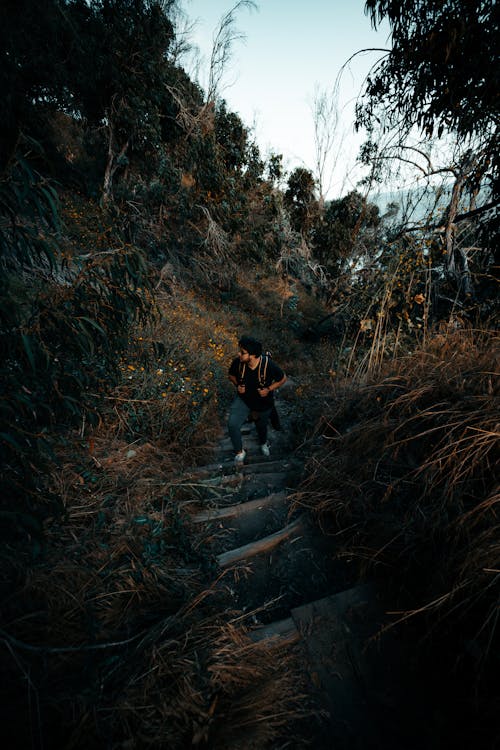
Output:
[[0, 146, 152, 531], [0, 1, 498, 748], [353, 0, 499, 314], [0, 0, 276, 535], [298, 327, 499, 749], [359, 0, 499, 191]]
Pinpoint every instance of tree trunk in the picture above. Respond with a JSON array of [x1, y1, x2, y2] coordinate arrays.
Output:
[[444, 174, 473, 296], [102, 114, 129, 204]]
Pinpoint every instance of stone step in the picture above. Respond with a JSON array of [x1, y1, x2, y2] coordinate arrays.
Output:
[[247, 616, 300, 646], [221, 516, 354, 625], [192, 492, 292, 554], [225, 471, 292, 502], [191, 491, 288, 523], [182, 457, 301, 480], [217, 516, 305, 567], [248, 585, 424, 749]]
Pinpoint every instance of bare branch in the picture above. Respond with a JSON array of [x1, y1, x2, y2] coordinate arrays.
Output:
[[197, 205, 229, 257], [311, 85, 347, 203], [206, 1, 257, 103], [455, 199, 500, 223]]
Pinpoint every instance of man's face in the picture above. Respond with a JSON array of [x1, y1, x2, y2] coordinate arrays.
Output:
[[238, 347, 251, 362]]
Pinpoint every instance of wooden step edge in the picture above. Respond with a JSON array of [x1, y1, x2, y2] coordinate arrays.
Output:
[[239, 472, 290, 483], [218, 448, 292, 462], [216, 516, 305, 567], [248, 617, 300, 646], [191, 491, 288, 523], [289, 582, 380, 628], [181, 464, 229, 480], [241, 459, 301, 474], [183, 458, 300, 480], [174, 474, 242, 489], [219, 437, 284, 448]]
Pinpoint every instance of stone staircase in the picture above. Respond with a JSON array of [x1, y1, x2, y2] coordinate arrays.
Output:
[[181, 408, 428, 749]]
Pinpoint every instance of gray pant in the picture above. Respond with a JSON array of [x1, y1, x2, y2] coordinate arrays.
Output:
[[228, 397, 272, 452]]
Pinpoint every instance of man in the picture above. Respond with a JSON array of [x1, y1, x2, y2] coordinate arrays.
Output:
[[228, 335, 287, 464]]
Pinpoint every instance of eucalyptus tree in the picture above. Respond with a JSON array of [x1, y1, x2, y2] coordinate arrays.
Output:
[[284, 167, 318, 236], [357, 0, 499, 297]]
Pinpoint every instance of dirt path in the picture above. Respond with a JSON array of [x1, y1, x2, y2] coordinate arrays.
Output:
[[182, 392, 429, 748]]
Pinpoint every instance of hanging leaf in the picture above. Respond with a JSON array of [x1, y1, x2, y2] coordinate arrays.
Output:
[[21, 333, 36, 372], [78, 316, 106, 336]]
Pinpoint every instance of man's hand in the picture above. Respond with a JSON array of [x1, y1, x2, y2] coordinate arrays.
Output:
[[258, 387, 270, 397], [237, 384, 246, 394]]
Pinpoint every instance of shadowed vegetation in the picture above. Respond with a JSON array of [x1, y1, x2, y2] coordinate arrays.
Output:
[[293, 326, 499, 747], [1, 0, 498, 747]]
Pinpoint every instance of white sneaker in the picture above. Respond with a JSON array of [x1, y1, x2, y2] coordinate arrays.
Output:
[[234, 449, 246, 465], [260, 442, 270, 457]]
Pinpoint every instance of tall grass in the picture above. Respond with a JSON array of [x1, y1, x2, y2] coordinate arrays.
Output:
[[1, 277, 317, 749], [293, 325, 499, 746]]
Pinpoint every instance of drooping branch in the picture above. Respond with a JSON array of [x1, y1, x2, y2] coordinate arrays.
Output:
[[164, 83, 215, 138], [206, 1, 256, 103]]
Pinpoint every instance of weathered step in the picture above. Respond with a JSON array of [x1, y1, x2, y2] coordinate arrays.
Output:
[[289, 583, 385, 746], [239, 461, 303, 494], [249, 586, 384, 651], [219, 436, 289, 455], [191, 491, 287, 523], [217, 516, 305, 567], [219, 435, 259, 450], [246, 585, 427, 749], [240, 456, 301, 471], [225, 471, 293, 502], [221, 516, 354, 625], [173, 466, 293, 504], [290, 586, 426, 750], [170, 473, 244, 502], [215, 450, 292, 468], [182, 457, 301, 481], [179, 472, 292, 510], [247, 616, 300, 646], [193, 492, 293, 554]]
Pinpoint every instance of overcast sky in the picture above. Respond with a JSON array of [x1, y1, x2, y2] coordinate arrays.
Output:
[[181, 0, 391, 198]]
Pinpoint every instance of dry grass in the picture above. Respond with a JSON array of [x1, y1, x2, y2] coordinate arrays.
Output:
[[291, 325, 499, 745], [1, 281, 317, 748], [2, 422, 310, 748]]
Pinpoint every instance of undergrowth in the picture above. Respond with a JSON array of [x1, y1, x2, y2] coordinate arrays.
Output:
[[293, 325, 499, 747], [1, 272, 318, 749]]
